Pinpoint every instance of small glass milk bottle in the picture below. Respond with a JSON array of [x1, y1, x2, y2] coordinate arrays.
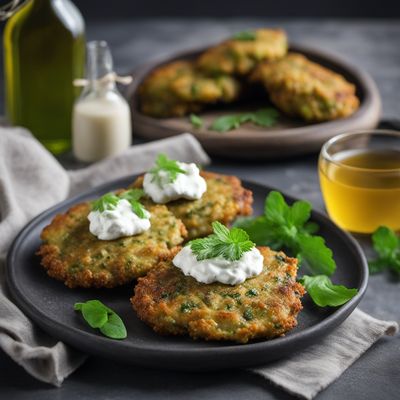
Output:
[[73, 40, 132, 162]]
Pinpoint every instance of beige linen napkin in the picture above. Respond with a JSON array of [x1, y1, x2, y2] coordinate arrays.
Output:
[[0, 127, 398, 398]]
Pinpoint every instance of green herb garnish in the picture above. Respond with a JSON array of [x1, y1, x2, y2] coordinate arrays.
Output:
[[189, 221, 255, 262], [92, 192, 120, 212], [368, 226, 400, 274], [150, 153, 186, 184], [299, 275, 358, 307], [233, 31, 256, 41], [74, 300, 127, 340], [246, 288, 259, 297], [234, 191, 358, 307], [243, 308, 254, 320], [119, 189, 147, 219], [210, 108, 279, 132], [190, 113, 204, 129], [180, 301, 198, 313], [92, 189, 147, 219], [235, 191, 335, 276]]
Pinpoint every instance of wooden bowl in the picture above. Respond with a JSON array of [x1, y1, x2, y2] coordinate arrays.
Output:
[[126, 44, 381, 159]]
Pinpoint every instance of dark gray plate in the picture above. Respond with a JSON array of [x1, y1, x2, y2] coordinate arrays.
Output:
[[6, 176, 368, 370]]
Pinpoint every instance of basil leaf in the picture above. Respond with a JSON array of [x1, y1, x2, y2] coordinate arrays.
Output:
[[99, 312, 127, 340], [74, 300, 127, 340], [77, 300, 109, 328]]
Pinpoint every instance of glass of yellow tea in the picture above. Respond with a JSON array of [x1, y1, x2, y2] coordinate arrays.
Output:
[[319, 130, 400, 234]]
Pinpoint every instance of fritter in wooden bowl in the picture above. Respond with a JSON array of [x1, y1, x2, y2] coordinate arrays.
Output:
[[139, 60, 241, 117], [251, 52, 360, 121], [197, 28, 288, 76]]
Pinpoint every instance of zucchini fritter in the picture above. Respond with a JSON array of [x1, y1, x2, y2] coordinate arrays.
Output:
[[139, 60, 240, 118], [37, 202, 187, 288], [131, 247, 305, 343], [197, 29, 288, 76], [251, 52, 360, 121], [131, 171, 253, 240]]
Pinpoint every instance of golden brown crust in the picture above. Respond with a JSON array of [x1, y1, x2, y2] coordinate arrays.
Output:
[[131, 246, 305, 343], [197, 29, 288, 76], [130, 171, 253, 240], [138, 60, 240, 118], [251, 52, 360, 121], [37, 198, 187, 288]]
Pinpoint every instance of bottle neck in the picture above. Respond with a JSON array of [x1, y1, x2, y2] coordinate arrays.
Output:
[[84, 41, 117, 94]]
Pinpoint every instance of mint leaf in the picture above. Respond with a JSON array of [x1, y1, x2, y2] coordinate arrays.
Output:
[[233, 216, 284, 249], [264, 191, 289, 225], [210, 108, 279, 132], [287, 201, 312, 228], [264, 191, 334, 275], [189, 221, 255, 262], [300, 275, 358, 307], [249, 108, 280, 127], [74, 300, 127, 340], [235, 190, 336, 277], [190, 113, 203, 129], [233, 31, 256, 41], [92, 192, 120, 212], [297, 234, 335, 276], [210, 115, 242, 132], [99, 312, 127, 340], [372, 226, 399, 260], [369, 226, 400, 274], [150, 153, 186, 184]]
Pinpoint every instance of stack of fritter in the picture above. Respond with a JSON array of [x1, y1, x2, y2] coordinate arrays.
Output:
[[138, 28, 359, 122], [37, 171, 305, 343]]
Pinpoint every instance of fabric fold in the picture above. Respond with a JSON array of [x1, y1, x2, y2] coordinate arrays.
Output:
[[250, 309, 398, 399]]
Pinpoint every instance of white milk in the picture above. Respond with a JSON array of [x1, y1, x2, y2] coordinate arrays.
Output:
[[72, 40, 132, 162], [73, 91, 131, 162]]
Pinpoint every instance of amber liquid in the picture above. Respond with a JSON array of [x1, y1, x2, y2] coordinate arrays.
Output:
[[319, 149, 400, 233]]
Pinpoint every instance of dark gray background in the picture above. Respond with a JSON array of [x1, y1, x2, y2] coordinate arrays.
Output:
[[74, 0, 400, 18], [1, 14, 400, 400]]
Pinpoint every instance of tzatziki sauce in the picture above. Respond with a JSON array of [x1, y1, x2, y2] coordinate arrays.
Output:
[[173, 246, 264, 285], [88, 198, 150, 240], [143, 162, 206, 204]]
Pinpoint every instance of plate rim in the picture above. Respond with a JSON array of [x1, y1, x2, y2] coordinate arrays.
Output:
[[6, 176, 369, 368]]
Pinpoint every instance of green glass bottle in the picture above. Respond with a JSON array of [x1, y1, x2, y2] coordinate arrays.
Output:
[[4, 0, 85, 154]]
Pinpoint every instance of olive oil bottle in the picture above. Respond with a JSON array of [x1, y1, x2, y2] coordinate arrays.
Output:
[[4, 0, 85, 154]]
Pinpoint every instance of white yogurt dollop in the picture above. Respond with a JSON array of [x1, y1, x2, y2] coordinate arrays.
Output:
[[173, 246, 264, 285], [143, 162, 207, 204], [88, 199, 151, 240]]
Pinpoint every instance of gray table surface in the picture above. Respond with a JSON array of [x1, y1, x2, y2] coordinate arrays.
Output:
[[1, 18, 399, 399]]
